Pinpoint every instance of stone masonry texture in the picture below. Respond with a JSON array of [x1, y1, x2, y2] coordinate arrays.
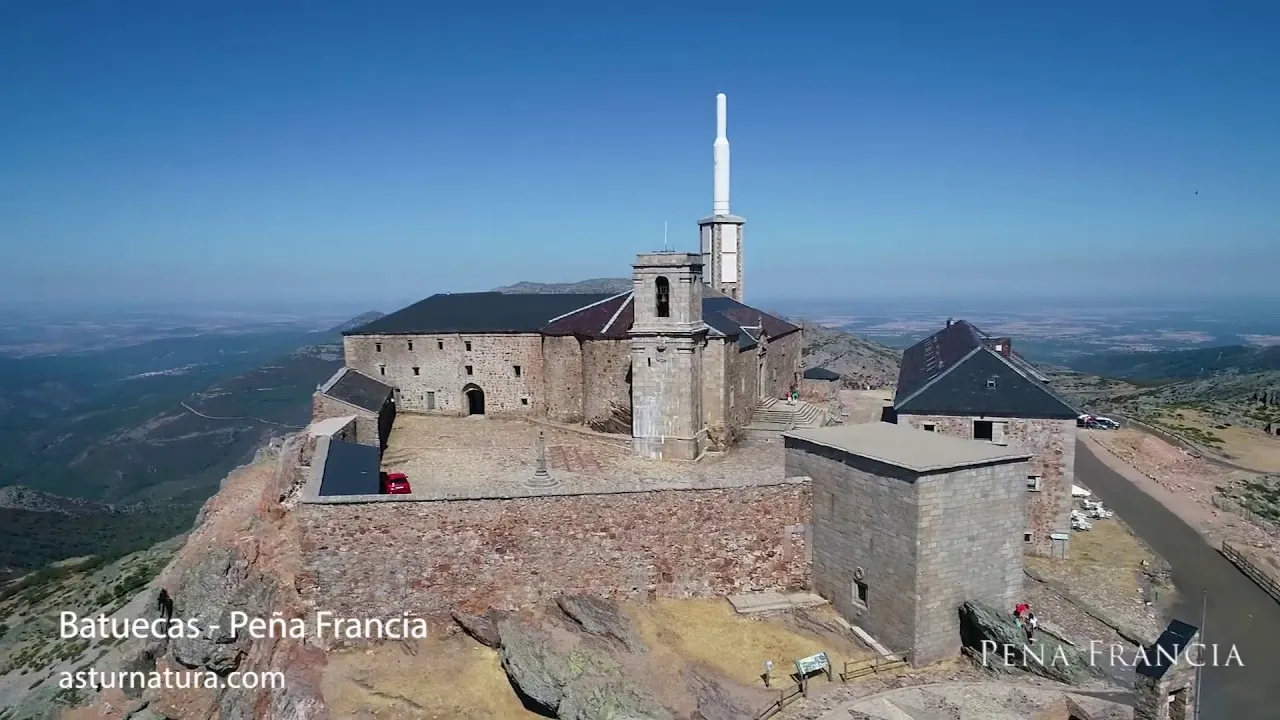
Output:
[[296, 485, 811, 624], [898, 414, 1076, 558], [311, 394, 378, 447], [786, 437, 1027, 666]]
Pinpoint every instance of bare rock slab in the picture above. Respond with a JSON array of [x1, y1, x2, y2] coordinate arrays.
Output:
[[556, 593, 648, 653], [452, 609, 505, 648], [958, 600, 1104, 686]]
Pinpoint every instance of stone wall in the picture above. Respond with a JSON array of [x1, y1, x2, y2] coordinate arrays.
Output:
[[581, 339, 631, 431], [898, 414, 1075, 558], [799, 378, 838, 405], [343, 333, 544, 416], [296, 485, 811, 622], [788, 436, 1027, 665], [311, 394, 378, 447], [763, 331, 803, 401], [542, 335, 585, 423]]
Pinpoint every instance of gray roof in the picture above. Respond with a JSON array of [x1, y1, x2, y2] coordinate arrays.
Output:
[[318, 440, 382, 497], [319, 367, 394, 413], [784, 422, 1031, 473]]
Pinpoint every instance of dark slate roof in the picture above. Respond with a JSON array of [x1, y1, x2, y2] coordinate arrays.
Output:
[[894, 320, 1078, 418], [346, 292, 614, 335], [318, 440, 381, 497], [1135, 620, 1199, 679], [896, 321, 987, 402], [702, 291, 802, 350], [321, 368, 394, 413], [534, 286, 801, 348], [804, 367, 841, 381], [541, 292, 633, 339]]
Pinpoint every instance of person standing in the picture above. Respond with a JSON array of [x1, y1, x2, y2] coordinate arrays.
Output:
[[1026, 612, 1038, 643]]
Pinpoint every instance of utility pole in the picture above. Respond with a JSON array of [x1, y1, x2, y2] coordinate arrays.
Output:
[[1194, 590, 1207, 719]]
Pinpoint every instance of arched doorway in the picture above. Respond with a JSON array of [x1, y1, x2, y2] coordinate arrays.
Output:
[[463, 384, 485, 416]]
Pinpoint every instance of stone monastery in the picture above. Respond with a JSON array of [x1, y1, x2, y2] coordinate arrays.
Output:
[[324, 94, 804, 460]]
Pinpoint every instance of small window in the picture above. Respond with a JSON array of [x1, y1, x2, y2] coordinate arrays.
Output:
[[465, 365, 473, 376], [1024, 532, 1033, 543], [521, 397, 529, 405], [647, 358, 651, 367], [378, 364, 386, 376], [974, 420, 994, 440], [426, 391, 436, 410], [465, 341, 472, 351], [730, 388, 735, 408], [375, 342, 382, 352], [513, 365, 522, 377], [1027, 475, 1042, 491], [655, 276, 670, 318], [986, 377, 998, 389], [437, 340, 444, 350], [922, 423, 936, 432], [412, 366, 420, 376], [407, 340, 414, 351], [853, 580, 869, 607]]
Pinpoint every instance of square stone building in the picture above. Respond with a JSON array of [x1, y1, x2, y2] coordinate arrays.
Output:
[[890, 319, 1080, 558], [784, 422, 1031, 665]]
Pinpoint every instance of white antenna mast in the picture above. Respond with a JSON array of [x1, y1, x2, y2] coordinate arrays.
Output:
[[664, 221, 669, 251]]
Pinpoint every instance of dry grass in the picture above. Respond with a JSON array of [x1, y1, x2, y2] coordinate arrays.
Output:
[[1026, 517, 1155, 597], [318, 599, 872, 718], [1157, 408, 1280, 473], [321, 638, 542, 720], [629, 598, 870, 687]]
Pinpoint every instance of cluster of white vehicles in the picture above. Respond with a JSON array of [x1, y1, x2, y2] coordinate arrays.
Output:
[[1068, 484, 1113, 531]]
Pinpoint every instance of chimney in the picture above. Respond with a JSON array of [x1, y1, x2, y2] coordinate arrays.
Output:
[[989, 337, 1013, 357], [946, 318, 953, 328]]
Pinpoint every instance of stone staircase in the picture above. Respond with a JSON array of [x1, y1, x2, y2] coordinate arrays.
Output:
[[744, 398, 827, 436]]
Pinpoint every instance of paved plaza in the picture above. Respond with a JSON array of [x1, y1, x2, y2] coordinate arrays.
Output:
[[378, 413, 792, 499]]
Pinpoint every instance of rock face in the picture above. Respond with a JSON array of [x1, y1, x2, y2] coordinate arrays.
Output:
[[495, 616, 672, 719], [452, 609, 506, 648], [169, 545, 271, 674], [959, 601, 1104, 686], [557, 594, 648, 653]]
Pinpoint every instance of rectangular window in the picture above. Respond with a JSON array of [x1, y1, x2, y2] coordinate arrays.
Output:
[[974, 420, 994, 440], [465, 365, 473, 376], [986, 378, 997, 389], [375, 342, 382, 352], [378, 364, 386, 376], [412, 367, 420, 376], [853, 580, 869, 607], [513, 365, 522, 377], [1027, 475, 1042, 491], [407, 341, 413, 351], [922, 423, 936, 432], [1024, 532, 1033, 543], [465, 341, 472, 351], [521, 397, 529, 405], [426, 391, 436, 410], [437, 340, 444, 350]]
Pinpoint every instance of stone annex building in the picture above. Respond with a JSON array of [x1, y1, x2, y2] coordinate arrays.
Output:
[[889, 319, 1080, 558], [314, 94, 803, 461]]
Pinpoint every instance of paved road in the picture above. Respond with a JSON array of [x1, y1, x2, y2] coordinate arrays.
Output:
[[1076, 441, 1280, 718]]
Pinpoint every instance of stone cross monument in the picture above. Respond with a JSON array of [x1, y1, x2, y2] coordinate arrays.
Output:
[[526, 431, 559, 488]]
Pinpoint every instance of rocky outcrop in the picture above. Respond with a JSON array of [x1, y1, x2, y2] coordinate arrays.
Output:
[[959, 601, 1104, 686], [684, 665, 772, 720], [556, 594, 648, 653], [495, 615, 672, 719], [452, 609, 506, 648]]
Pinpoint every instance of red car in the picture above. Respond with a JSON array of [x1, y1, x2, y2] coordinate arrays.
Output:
[[382, 472, 412, 495]]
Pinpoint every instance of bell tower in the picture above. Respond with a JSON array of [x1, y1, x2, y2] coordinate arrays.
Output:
[[699, 93, 746, 301], [629, 252, 708, 460]]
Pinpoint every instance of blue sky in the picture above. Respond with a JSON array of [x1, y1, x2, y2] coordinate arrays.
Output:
[[1, 1, 1277, 312]]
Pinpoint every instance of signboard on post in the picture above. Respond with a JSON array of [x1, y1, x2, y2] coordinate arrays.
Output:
[[794, 651, 831, 678]]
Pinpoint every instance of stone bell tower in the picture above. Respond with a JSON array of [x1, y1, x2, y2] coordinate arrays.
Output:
[[629, 252, 709, 460]]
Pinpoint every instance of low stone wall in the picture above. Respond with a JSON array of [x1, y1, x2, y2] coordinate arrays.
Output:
[[296, 484, 812, 623]]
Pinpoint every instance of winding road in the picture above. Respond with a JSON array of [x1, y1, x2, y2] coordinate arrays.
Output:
[[1075, 440, 1280, 718]]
